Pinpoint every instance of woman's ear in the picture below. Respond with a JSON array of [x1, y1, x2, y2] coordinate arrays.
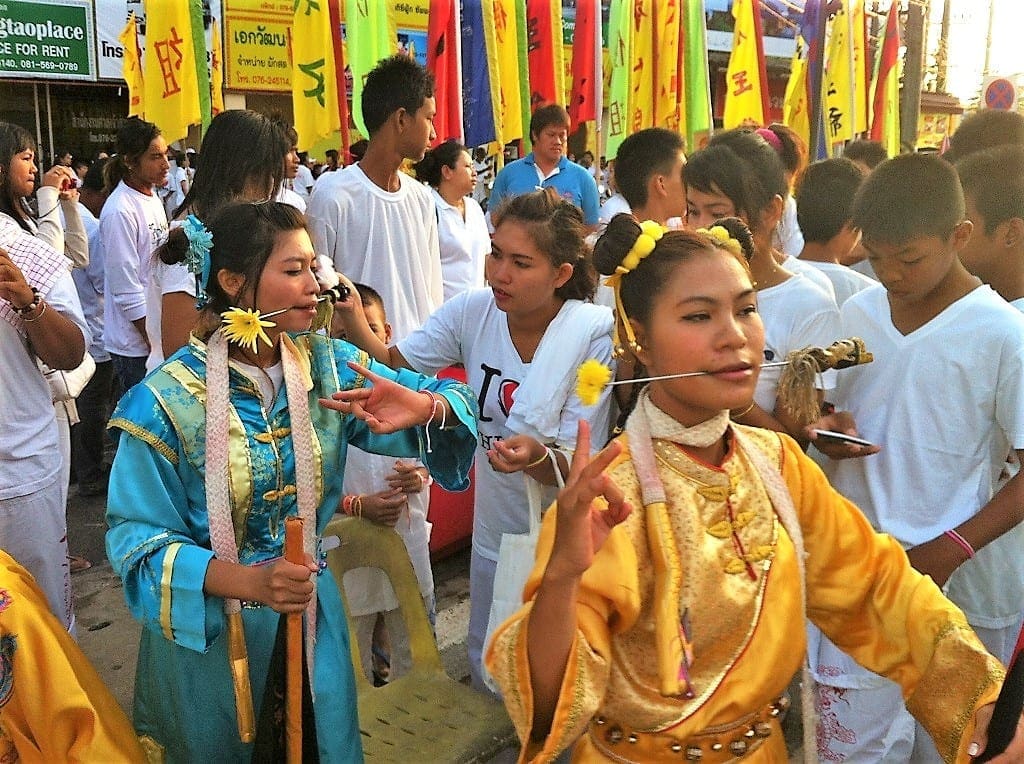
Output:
[[629, 316, 650, 365], [760, 194, 785, 233], [554, 261, 574, 289], [216, 268, 245, 304]]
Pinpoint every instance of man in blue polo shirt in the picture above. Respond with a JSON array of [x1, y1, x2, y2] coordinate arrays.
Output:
[[489, 104, 600, 227]]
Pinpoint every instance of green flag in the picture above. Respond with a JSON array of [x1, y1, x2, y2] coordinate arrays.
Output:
[[345, 0, 396, 138], [682, 0, 712, 150], [604, 0, 631, 158], [188, 0, 211, 132]]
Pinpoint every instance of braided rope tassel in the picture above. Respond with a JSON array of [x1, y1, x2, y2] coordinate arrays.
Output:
[[281, 334, 319, 695], [205, 329, 256, 742]]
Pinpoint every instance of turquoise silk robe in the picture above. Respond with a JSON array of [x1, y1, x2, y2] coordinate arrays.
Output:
[[105, 333, 477, 762]]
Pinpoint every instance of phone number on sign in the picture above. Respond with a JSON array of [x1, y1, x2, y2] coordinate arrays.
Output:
[[0, 58, 78, 72]]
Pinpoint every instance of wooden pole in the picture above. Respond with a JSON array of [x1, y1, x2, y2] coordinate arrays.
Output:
[[284, 516, 305, 763]]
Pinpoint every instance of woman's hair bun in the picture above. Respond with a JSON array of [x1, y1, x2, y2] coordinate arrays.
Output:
[[709, 216, 755, 261], [592, 213, 642, 276]]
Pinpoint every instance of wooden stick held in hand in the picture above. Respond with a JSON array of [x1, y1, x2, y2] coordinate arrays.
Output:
[[284, 516, 304, 763]]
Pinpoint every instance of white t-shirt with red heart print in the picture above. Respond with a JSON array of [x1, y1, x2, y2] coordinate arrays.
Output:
[[398, 288, 614, 561]]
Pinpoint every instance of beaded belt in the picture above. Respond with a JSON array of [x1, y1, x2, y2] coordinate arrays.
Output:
[[587, 695, 790, 763]]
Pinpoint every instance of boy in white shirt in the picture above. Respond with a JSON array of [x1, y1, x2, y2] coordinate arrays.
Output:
[[332, 284, 434, 683], [808, 153, 1024, 762], [307, 54, 441, 341], [795, 157, 876, 305]]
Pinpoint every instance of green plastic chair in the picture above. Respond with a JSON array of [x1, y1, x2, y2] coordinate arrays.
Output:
[[324, 516, 517, 762]]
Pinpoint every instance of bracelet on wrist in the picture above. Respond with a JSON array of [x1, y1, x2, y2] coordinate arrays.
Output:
[[341, 494, 363, 518], [943, 529, 975, 560], [15, 287, 41, 315], [21, 300, 47, 323], [526, 447, 552, 469], [419, 390, 447, 454]]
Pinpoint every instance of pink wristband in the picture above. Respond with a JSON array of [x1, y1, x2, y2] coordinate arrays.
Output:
[[944, 529, 975, 560]]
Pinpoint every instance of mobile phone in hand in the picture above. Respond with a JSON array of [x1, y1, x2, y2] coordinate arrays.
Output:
[[812, 429, 875, 448]]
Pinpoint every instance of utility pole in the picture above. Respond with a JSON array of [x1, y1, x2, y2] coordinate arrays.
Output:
[[982, 0, 995, 79], [936, 0, 950, 93], [901, 0, 927, 153]]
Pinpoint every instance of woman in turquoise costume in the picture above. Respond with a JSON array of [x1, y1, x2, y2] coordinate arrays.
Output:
[[105, 201, 477, 762]]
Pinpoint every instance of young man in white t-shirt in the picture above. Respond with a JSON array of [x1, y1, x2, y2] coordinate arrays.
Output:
[[99, 118, 169, 393], [948, 144, 1024, 666], [808, 154, 1024, 762], [306, 54, 441, 341]]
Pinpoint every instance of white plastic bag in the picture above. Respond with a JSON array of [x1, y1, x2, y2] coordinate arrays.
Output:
[[482, 450, 563, 693]]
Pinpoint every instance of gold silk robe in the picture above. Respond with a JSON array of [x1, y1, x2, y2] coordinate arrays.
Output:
[[0, 551, 144, 762], [486, 425, 1004, 763]]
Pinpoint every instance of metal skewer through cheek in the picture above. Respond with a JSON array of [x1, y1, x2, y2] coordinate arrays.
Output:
[[258, 284, 352, 320], [607, 360, 789, 387]]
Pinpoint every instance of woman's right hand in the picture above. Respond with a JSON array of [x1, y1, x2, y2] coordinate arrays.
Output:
[[255, 557, 316, 614], [545, 420, 632, 582], [41, 164, 73, 191], [0, 248, 35, 308]]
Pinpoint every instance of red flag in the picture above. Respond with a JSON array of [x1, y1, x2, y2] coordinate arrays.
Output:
[[526, 0, 558, 109], [869, 1, 899, 146], [327, 0, 350, 161], [428, 0, 464, 144], [567, 0, 598, 127]]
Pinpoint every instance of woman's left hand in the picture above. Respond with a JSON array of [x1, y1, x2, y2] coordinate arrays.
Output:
[[967, 702, 1024, 761], [319, 361, 435, 434], [488, 433, 545, 474]]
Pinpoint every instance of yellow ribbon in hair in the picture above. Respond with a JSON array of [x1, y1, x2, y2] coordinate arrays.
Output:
[[604, 220, 668, 356], [696, 225, 743, 258]]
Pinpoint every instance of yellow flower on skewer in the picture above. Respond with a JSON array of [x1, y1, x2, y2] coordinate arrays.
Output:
[[576, 358, 613, 406], [220, 307, 276, 353]]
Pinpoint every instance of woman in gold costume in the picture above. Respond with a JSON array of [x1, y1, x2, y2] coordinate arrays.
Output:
[[485, 216, 1022, 763]]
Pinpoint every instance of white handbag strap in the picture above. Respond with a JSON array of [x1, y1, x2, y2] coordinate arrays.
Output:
[[523, 447, 565, 536]]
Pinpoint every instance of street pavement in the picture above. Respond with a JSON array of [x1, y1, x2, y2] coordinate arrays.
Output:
[[66, 483, 473, 714]]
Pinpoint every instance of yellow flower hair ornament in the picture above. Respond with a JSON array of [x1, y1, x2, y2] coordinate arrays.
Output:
[[696, 225, 743, 258], [220, 307, 276, 353], [604, 220, 668, 358]]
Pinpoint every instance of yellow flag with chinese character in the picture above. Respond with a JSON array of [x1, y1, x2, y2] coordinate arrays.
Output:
[[210, 17, 224, 117], [654, 0, 681, 130], [723, 0, 767, 128], [118, 12, 145, 118], [851, 0, 868, 134], [482, 0, 523, 146], [549, 0, 566, 106], [629, 0, 655, 137], [824, 0, 854, 146], [784, 35, 810, 147], [143, 0, 200, 143], [292, 0, 341, 149]]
